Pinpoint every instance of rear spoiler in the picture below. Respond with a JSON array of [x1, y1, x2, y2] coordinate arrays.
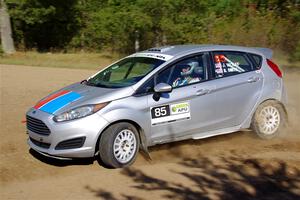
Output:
[[252, 48, 273, 59]]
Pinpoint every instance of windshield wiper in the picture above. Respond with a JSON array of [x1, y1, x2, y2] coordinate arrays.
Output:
[[85, 81, 96, 86], [84, 79, 112, 88], [85, 81, 122, 88], [95, 83, 109, 88]]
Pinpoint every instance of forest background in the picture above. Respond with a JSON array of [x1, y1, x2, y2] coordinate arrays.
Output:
[[1, 0, 300, 63]]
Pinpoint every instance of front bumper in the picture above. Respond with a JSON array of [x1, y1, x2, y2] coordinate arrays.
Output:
[[26, 108, 109, 158]]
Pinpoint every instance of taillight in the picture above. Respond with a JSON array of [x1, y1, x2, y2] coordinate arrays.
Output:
[[267, 59, 282, 78]]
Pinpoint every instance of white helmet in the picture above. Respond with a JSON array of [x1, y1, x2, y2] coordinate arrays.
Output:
[[180, 61, 203, 76]]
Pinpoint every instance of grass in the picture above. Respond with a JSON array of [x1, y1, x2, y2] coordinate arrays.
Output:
[[0, 50, 299, 70], [0, 51, 120, 70]]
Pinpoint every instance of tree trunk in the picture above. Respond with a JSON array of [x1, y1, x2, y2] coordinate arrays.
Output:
[[0, 0, 15, 54], [134, 30, 140, 52]]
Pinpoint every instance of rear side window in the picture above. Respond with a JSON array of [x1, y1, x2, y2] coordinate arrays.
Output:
[[212, 51, 253, 78], [249, 53, 262, 69]]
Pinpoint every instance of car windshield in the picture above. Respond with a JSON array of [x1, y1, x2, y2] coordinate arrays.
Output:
[[86, 57, 165, 88]]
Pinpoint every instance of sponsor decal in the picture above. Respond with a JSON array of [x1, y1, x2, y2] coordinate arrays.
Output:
[[34, 90, 82, 114], [170, 102, 189, 115], [215, 62, 223, 75], [151, 102, 190, 125], [130, 53, 174, 61]]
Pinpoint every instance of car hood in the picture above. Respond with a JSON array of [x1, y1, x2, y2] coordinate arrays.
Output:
[[33, 82, 135, 115]]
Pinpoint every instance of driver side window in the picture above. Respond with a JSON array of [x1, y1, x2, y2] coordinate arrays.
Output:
[[156, 54, 208, 88], [135, 54, 209, 96]]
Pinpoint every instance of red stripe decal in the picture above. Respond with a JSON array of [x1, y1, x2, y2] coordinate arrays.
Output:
[[34, 90, 70, 109]]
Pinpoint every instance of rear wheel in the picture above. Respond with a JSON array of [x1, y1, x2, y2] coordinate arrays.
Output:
[[251, 100, 287, 139], [99, 122, 139, 168]]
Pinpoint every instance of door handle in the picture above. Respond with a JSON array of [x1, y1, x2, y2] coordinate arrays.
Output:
[[196, 89, 210, 96], [247, 77, 260, 83]]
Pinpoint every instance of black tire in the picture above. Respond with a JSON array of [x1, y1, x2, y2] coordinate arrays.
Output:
[[251, 100, 287, 139], [98, 122, 140, 168]]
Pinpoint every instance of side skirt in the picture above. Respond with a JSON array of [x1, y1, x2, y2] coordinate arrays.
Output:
[[150, 125, 247, 146]]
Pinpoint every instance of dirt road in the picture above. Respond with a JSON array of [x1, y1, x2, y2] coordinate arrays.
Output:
[[0, 64, 300, 200]]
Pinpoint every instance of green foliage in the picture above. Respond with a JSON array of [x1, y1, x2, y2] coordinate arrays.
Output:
[[5, 0, 300, 55], [0, 44, 4, 56], [6, 0, 80, 51], [293, 41, 300, 61]]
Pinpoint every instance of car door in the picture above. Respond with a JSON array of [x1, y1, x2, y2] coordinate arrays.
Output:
[[144, 53, 217, 144], [210, 51, 263, 129]]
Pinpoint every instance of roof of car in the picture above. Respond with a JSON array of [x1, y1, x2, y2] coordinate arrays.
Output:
[[139, 45, 271, 58]]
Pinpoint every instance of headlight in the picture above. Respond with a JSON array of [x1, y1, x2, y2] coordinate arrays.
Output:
[[53, 102, 109, 122]]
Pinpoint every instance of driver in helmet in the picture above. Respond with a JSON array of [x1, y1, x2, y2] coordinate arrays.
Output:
[[172, 62, 201, 87]]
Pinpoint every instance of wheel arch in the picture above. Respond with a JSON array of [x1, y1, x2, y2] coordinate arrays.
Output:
[[242, 97, 288, 129], [94, 119, 149, 156], [258, 98, 288, 117], [250, 98, 288, 139]]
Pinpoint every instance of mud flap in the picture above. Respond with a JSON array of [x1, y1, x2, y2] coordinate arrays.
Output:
[[139, 130, 152, 161]]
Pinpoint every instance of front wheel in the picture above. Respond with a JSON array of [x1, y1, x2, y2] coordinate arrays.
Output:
[[251, 100, 287, 139], [99, 122, 140, 168]]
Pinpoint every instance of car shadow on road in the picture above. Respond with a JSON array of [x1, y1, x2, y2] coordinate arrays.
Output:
[[86, 155, 300, 200], [29, 148, 148, 168], [29, 149, 95, 167]]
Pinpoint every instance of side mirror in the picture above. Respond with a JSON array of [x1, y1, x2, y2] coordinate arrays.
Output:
[[153, 83, 172, 101], [154, 83, 172, 93]]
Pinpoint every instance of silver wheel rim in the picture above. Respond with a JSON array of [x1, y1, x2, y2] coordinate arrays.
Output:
[[258, 106, 280, 135], [113, 129, 137, 164]]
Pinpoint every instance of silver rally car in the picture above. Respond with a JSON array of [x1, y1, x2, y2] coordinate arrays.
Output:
[[26, 45, 287, 168]]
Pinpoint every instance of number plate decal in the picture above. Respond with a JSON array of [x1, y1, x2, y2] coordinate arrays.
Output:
[[151, 105, 170, 119], [151, 102, 191, 125]]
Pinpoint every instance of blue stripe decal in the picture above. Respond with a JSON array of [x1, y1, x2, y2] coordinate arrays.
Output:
[[39, 92, 82, 114]]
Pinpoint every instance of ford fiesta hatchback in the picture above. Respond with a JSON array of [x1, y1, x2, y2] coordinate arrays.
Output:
[[26, 45, 287, 168]]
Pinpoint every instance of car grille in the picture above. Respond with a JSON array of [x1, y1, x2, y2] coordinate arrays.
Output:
[[55, 137, 86, 150], [30, 137, 51, 149], [26, 115, 51, 135]]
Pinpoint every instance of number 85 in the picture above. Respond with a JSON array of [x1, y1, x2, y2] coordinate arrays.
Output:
[[154, 107, 167, 117]]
